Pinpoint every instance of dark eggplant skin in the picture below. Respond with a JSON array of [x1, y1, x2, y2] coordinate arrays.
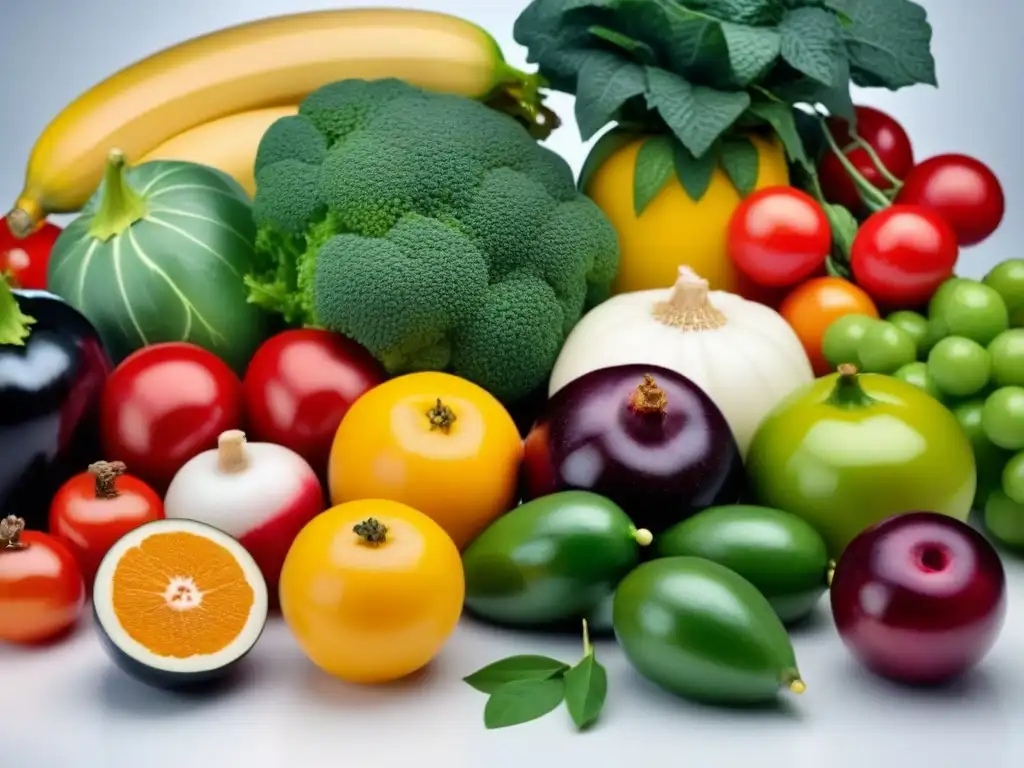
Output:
[[0, 288, 111, 530], [522, 364, 745, 536]]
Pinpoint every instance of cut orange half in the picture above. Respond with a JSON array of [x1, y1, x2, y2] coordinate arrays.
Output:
[[92, 518, 268, 689]]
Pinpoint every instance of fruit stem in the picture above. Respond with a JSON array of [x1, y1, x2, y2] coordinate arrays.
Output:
[[630, 374, 669, 415], [581, 618, 593, 657], [488, 65, 560, 141], [847, 134, 904, 192], [217, 430, 250, 474], [426, 398, 457, 433], [353, 517, 388, 545], [819, 117, 891, 212], [0, 516, 26, 550], [89, 460, 126, 499], [826, 364, 876, 409], [631, 527, 654, 547], [652, 266, 727, 331], [0, 277, 36, 347], [826, 559, 836, 587], [4, 205, 39, 240], [781, 668, 806, 694], [87, 149, 148, 243]]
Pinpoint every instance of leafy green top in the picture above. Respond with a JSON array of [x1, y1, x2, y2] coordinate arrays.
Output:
[[0, 277, 35, 347], [514, 0, 936, 212]]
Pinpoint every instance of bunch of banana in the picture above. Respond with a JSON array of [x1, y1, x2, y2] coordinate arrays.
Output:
[[7, 8, 555, 238]]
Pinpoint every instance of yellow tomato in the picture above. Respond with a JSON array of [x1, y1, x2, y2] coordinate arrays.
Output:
[[585, 133, 790, 295], [279, 499, 465, 683], [328, 372, 523, 550]]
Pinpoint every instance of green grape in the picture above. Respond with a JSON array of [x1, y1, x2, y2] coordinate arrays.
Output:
[[856, 321, 916, 374], [953, 399, 1013, 510], [927, 276, 971, 318], [988, 328, 1024, 387], [1004, 451, 1024, 505], [981, 386, 1024, 450], [983, 259, 1024, 327], [893, 361, 943, 401], [927, 336, 991, 397], [821, 314, 878, 369], [921, 318, 949, 357], [984, 491, 1024, 549], [929, 280, 1009, 346], [886, 310, 930, 359]]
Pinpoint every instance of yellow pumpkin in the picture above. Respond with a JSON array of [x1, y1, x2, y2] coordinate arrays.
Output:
[[583, 133, 790, 295]]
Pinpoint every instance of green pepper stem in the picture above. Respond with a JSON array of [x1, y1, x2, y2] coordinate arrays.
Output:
[[0, 278, 36, 347], [87, 149, 148, 242], [826, 364, 876, 409]]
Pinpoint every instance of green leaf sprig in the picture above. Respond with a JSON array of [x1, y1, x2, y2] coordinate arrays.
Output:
[[515, 0, 937, 215], [464, 619, 608, 731], [0, 275, 36, 347]]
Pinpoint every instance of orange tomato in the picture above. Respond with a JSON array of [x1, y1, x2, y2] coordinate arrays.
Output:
[[780, 277, 879, 375], [328, 372, 523, 550], [278, 499, 464, 683]]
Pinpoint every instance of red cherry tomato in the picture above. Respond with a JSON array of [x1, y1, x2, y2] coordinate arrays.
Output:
[[727, 186, 832, 288], [243, 330, 386, 476], [895, 154, 1005, 247], [0, 517, 85, 644], [99, 342, 244, 492], [819, 106, 915, 215], [850, 204, 960, 309], [0, 218, 62, 290], [49, 461, 164, 588]]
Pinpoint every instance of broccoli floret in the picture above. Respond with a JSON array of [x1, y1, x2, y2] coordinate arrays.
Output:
[[246, 78, 619, 403]]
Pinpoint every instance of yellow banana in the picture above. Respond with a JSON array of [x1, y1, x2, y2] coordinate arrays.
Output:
[[139, 106, 299, 198], [8, 8, 552, 237]]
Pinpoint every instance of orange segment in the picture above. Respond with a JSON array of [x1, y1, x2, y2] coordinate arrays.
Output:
[[111, 531, 254, 658]]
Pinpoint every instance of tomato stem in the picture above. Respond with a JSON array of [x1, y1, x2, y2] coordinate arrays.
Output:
[[87, 149, 148, 243], [652, 266, 727, 331], [818, 118, 891, 211], [630, 374, 669, 415], [847, 133, 905, 192], [353, 517, 388, 545], [89, 460, 126, 499], [0, 515, 26, 550], [426, 398, 457, 433], [217, 430, 249, 474], [827, 364, 876, 409]]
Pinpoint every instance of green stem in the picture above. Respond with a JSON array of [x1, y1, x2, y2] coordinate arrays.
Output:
[[0, 277, 35, 347], [826, 364, 876, 409], [87, 149, 148, 242], [581, 619, 593, 657], [848, 133, 904, 191], [819, 119, 891, 211]]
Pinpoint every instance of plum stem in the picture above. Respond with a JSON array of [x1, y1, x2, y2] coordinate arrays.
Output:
[[826, 364, 876, 409], [354, 517, 388, 545], [89, 460, 126, 499], [630, 374, 669, 415], [652, 266, 727, 331], [426, 398, 457, 433], [217, 430, 249, 474], [0, 516, 26, 550]]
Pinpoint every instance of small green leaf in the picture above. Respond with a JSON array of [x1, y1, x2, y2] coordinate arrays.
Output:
[[645, 66, 751, 159], [672, 141, 717, 203], [483, 678, 566, 729], [825, 254, 852, 280], [633, 135, 676, 216], [578, 128, 636, 193], [719, 138, 761, 197], [720, 23, 781, 86], [771, 64, 855, 121], [463, 654, 570, 694], [747, 100, 811, 170], [823, 202, 859, 263], [0, 277, 36, 347], [701, 0, 787, 26], [588, 25, 656, 64], [573, 51, 648, 140], [778, 6, 846, 86], [563, 652, 608, 731]]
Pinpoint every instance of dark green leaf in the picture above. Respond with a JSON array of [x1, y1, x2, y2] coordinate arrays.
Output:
[[825, 254, 852, 279], [633, 135, 676, 215], [747, 100, 810, 170], [720, 23, 780, 86], [823, 202, 859, 263], [588, 25, 657, 64], [463, 655, 570, 694], [579, 128, 637, 192], [483, 678, 566, 729], [645, 66, 751, 159], [514, 3, 613, 92], [697, 0, 787, 26], [672, 141, 718, 202], [778, 7, 846, 86], [828, 0, 937, 89], [771, 59, 854, 121], [574, 51, 649, 140], [563, 653, 608, 730], [719, 137, 760, 197]]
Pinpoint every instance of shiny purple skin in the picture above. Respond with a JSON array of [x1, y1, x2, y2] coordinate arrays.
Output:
[[522, 364, 744, 535], [831, 512, 1007, 686]]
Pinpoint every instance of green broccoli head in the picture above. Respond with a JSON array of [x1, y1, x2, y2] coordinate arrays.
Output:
[[247, 78, 619, 403]]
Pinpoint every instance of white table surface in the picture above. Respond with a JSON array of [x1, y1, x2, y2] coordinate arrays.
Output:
[[5, 540, 1023, 768]]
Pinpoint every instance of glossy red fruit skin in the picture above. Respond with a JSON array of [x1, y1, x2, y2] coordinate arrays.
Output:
[[895, 154, 1005, 247], [819, 106, 915, 215], [830, 512, 1006, 685], [242, 330, 386, 477], [99, 343, 244, 493], [522, 364, 745, 536], [850, 204, 959, 309]]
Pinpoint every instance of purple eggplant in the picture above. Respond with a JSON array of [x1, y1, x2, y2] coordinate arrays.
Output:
[[523, 364, 744, 535]]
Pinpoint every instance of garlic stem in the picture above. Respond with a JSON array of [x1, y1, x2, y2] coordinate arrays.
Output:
[[217, 430, 249, 474]]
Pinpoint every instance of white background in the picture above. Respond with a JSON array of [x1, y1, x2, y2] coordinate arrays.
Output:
[[2, 1, 1023, 766]]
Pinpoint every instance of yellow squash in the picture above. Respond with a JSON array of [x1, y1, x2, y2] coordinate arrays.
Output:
[[584, 133, 790, 295]]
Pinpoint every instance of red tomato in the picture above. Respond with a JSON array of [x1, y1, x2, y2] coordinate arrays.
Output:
[[850, 205, 959, 309], [895, 154, 1005, 247], [0, 516, 85, 644], [818, 106, 915, 215], [100, 342, 244, 492], [727, 187, 832, 288], [49, 460, 164, 588], [0, 218, 62, 290], [243, 330, 385, 476]]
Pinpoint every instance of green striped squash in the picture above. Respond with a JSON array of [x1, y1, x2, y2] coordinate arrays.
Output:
[[47, 151, 269, 372]]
